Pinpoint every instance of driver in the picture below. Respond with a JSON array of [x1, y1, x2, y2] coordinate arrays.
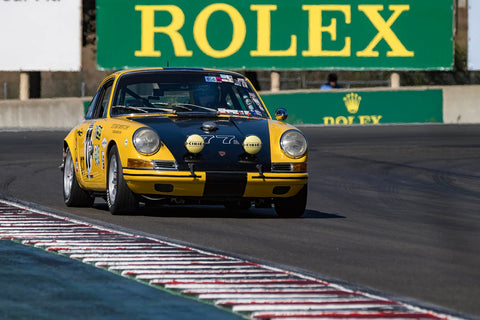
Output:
[[193, 84, 220, 108]]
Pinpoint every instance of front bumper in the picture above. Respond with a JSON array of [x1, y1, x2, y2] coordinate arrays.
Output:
[[123, 169, 308, 198]]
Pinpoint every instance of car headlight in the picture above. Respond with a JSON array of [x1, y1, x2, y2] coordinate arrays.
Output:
[[133, 128, 160, 155], [280, 130, 308, 158]]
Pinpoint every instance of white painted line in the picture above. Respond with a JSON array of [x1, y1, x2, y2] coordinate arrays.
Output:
[[232, 302, 398, 312], [122, 268, 274, 276], [28, 240, 159, 245], [214, 297, 372, 305], [109, 264, 262, 272], [50, 244, 173, 248], [0, 221, 79, 225], [2, 232, 114, 237], [69, 253, 209, 259], [82, 256, 216, 262], [56, 249, 190, 254], [199, 293, 355, 300], [136, 273, 290, 280], [164, 283, 331, 290], [0, 225, 93, 230], [97, 260, 246, 268], [0, 219, 57, 222], [186, 289, 345, 295], [250, 310, 445, 319]]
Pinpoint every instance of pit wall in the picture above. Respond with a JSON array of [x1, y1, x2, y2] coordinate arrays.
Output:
[[0, 86, 478, 130]]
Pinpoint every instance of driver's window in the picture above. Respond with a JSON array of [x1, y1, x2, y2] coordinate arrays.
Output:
[[85, 91, 101, 120], [98, 82, 113, 118], [85, 80, 113, 119]]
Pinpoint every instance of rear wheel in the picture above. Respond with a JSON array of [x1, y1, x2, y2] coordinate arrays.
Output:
[[274, 184, 307, 218], [106, 145, 138, 215], [63, 147, 94, 207]]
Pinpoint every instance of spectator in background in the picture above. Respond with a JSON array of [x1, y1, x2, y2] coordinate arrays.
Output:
[[321, 73, 342, 90]]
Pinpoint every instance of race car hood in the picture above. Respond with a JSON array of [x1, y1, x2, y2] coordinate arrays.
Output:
[[132, 116, 271, 172]]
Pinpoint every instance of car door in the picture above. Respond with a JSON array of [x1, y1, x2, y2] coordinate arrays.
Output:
[[76, 79, 113, 190]]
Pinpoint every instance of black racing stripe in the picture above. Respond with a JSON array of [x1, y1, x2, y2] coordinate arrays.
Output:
[[203, 172, 247, 197]]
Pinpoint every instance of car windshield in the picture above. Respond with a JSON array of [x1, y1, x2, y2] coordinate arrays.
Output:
[[110, 71, 269, 118]]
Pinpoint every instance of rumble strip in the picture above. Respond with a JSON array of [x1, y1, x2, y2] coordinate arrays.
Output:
[[0, 200, 460, 320]]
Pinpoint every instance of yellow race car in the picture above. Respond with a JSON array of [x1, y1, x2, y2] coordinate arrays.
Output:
[[62, 68, 308, 217]]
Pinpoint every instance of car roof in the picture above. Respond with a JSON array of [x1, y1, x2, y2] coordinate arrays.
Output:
[[96, 67, 249, 93], [111, 67, 244, 78]]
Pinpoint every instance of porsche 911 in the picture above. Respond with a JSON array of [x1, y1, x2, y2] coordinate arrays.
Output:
[[62, 68, 308, 217]]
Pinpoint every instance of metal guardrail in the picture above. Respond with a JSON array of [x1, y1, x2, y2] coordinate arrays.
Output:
[[258, 77, 391, 90]]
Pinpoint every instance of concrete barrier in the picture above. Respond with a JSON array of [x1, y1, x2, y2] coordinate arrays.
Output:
[[0, 98, 88, 130], [442, 85, 480, 123], [0, 85, 478, 130]]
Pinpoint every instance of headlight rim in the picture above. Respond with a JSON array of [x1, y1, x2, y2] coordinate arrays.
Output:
[[279, 129, 308, 159], [132, 127, 161, 156]]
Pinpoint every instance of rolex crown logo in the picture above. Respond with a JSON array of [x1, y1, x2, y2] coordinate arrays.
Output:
[[343, 93, 361, 114]]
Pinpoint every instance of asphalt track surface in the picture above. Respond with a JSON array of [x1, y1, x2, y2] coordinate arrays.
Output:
[[0, 125, 479, 318]]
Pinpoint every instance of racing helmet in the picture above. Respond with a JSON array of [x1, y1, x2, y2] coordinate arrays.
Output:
[[194, 84, 220, 108]]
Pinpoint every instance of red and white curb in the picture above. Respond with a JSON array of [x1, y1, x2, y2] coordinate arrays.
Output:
[[0, 200, 461, 320]]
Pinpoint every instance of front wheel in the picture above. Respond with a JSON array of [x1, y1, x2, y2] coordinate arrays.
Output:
[[63, 147, 94, 207], [106, 145, 138, 215], [274, 184, 307, 218]]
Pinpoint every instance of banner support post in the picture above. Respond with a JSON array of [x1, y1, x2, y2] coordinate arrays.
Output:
[[19, 72, 30, 101]]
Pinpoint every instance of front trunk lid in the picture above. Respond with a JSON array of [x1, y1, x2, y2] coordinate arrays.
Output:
[[132, 116, 271, 173]]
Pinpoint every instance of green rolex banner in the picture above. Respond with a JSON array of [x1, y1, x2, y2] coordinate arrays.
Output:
[[97, 0, 453, 70], [260, 89, 443, 125]]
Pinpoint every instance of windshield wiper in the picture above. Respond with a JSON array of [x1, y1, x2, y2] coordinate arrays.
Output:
[[173, 103, 218, 112], [151, 102, 218, 113], [112, 105, 174, 114], [112, 105, 148, 113], [151, 102, 195, 112]]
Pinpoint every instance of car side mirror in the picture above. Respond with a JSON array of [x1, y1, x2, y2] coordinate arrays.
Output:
[[275, 108, 288, 121]]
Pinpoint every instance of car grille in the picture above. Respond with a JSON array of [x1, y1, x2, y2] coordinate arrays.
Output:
[[153, 161, 178, 170], [271, 163, 293, 172]]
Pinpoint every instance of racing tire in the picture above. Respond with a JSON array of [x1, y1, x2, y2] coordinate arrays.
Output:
[[274, 184, 307, 218], [106, 145, 138, 215], [63, 147, 94, 207]]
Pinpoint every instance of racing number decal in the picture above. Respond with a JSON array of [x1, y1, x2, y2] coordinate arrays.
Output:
[[94, 125, 103, 140], [201, 135, 239, 145], [84, 123, 95, 179]]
